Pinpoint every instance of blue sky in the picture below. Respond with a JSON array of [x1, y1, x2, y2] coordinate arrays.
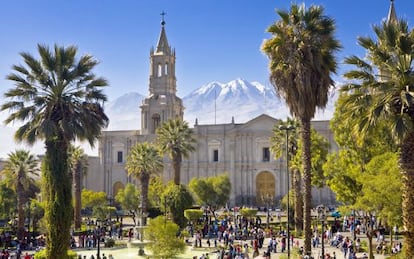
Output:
[[1, 0, 413, 101], [0, 0, 413, 158]]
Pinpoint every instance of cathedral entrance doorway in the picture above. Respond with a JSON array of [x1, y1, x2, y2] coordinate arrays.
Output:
[[256, 171, 275, 206]]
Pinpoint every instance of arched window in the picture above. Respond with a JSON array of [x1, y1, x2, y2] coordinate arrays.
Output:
[[164, 63, 168, 75], [157, 64, 162, 77]]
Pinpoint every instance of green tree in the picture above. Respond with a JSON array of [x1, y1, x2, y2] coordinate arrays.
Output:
[[360, 153, 402, 227], [145, 216, 186, 259], [30, 199, 45, 238], [156, 119, 196, 185], [125, 142, 163, 225], [115, 183, 140, 214], [188, 173, 231, 218], [1, 44, 108, 258], [81, 189, 113, 223], [324, 93, 397, 206], [329, 93, 397, 168], [184, 209, 203, 223], [148, 176, 164, 208], [81, 189, 107, 210], [68, 145, 88, 230], [162, 182, 194, 228], [1, 150, 39, 240], [0, 183, 16, 219], [270, 119, 299, 160], [323, 150, 362, 205], [341, 17, 414, 255], [93, 206, 116, 222], [115, 183, 140, 225], [262, 4, 340, 252], [355, 152, 402, 258]]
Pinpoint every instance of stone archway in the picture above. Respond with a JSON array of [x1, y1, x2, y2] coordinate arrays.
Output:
[[113, 181, 125, 198], [256, 171, 275, 206]]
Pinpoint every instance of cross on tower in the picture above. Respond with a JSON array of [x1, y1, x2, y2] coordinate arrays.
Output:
[[160, 11, 167, 25]]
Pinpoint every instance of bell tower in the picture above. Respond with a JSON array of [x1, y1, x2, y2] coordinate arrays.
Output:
[[140, 13, 184, 134]]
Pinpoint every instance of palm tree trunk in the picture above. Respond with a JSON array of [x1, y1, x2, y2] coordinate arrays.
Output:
[[294, 168, 303, 234], [17, 179, 25, 241], [172, 151, 182, 185], [399, 132, 414, 257], [43, 139, 73, 259], [74, 162, 82, 229], [366, 225, 375, 259], [140, 174, 150, 226], [301, 118, 312, 255]]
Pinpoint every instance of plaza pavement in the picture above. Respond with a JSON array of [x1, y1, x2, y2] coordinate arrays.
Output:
[[73, 234, 389, 259]]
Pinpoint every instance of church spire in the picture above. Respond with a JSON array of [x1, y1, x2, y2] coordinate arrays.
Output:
[[156, 11, 171, 54], [387, 0, 397, 24], [141, 13, 183, 135]]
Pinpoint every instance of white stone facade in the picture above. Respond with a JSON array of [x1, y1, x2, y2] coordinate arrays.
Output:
[[84, 20, 338, 207]]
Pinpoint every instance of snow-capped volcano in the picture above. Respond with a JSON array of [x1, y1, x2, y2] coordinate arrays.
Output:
[[0, 78, 337, 158], [101, 78, 336, 130], [183, 78, 285, 124]]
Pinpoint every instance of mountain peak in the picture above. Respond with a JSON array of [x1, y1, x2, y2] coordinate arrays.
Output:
[[102, 78, 335, 130]]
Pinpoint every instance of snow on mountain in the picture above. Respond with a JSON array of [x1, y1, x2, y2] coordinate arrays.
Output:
[[103, 78, 287, 129], [0, 79, 337, 158], [183, 78, 285, 124], [103, 78, 337, 129]]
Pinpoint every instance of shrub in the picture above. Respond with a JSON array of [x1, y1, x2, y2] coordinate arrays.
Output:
[[105, 238, 115, 247], [34, 249, 77, 259], [145, 216, 186, 258]]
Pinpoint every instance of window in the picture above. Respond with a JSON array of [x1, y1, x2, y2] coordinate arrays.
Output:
[[213, 149, 219, 162], [117, 151, 123, 163], [164, 63, 168, 75], [157, 64, 162, 77], [152, 113, 161, 133], [262, 147, 270, 162]]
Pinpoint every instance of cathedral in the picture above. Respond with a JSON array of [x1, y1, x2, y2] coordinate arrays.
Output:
[[84, 18, 337, 207]]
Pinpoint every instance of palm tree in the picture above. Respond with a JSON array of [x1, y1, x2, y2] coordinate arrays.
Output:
[[125, 142, 163, 226], [341, 18, 414, 257], [270, 118, 302, 233], [156, 118, 196, 185], [1, 44, 108, 258], [1, 150, 39, 241], [68, 145, 88, 230], [262, 4, 340, 252]]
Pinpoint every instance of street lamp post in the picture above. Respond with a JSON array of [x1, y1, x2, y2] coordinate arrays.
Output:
[[318, 205, 326, 259], [353, 209, 357, 241], [96, 220, 102, 259], [279, 124, 295, 258]]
